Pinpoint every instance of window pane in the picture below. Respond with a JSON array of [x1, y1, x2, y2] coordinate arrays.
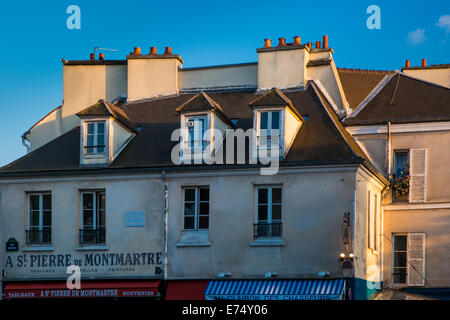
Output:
[[260, 112, 268, 130], [199, 203, 209, 215], [271, 111, 280, 130], [97, 122, 105, 134], [199, 188, 209, 202], [83, 210, 94, 226], [184, 203, 195, 216], [395, 152, 409, 176], [43, 211, 51, 226], [83, 193, 94, 210], [97, 192, 106, 210], [258, 188, 268, 204], [258, 204, 268, 221], [99, 210, 106, 227], [272, 204, 282, 221], [87, 123, 94, 134], [30, 195, 40, 211], [184, 217, 195, 230], [272, 188, 282, 203], [393, 269, 407, 284], [97, 134, 105, 146], [184, 188, 195, 202], [199, 216, 209, 229], [30, 211, 40, 227], [394, 235, 407, 251], [394, 252, 407, 268], [43, 194, 51, 211], [87, 135, 94, 147]]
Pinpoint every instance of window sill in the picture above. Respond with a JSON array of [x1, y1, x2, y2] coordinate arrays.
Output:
[[76, 245, 108, 251], [22, 246, 54, 252], [249, 239, 285, 247], [176, 230, 211, 247]]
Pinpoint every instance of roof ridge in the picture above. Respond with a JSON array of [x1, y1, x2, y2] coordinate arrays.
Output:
[[337, 67, 395, 74]]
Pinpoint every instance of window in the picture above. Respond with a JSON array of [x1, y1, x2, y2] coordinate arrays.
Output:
[[80, 191, 106, 244], [393, 151, 409, 202], [256, 111, 281, 152], [84, 121, 106, 155], [183, 187, 209, 230], [27, 193, 51, 244], [393, 234, 407, 284], [392, 233, 426, 286], [254, 186, 282, 238], [185, 116, 207, 152]]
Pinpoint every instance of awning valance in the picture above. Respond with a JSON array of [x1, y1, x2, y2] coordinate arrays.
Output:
[[205, 279, 346, 300], [4, 280, 161, 299]]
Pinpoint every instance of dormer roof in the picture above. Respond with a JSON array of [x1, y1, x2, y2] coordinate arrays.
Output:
[[77, 99, 137, 133], [249, 88, 304, 121], [176, 91, 233, 126]]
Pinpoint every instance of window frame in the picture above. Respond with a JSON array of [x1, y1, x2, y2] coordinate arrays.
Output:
[[392, 233, 408, 285], [79, 190, 106, 244], [83, 120, 107, 157], [183, 114, 208, 154], [256, 109, 282, 150], [254, 185, 283, 239], [182, 186, 210, 231], [26, 192, 52, 245]]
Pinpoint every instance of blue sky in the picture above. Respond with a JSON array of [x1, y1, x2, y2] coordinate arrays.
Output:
[[0, 0, 449, 167]]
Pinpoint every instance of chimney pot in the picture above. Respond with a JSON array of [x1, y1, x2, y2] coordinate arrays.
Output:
[[422, 59, 427, 67], [322, 35, 328, 48], [90, 53, 95, 61], [150, 47, 157, 55], [307, 42, 312, 49], [164, 46, 172, 55], [263, 38, 272, 48], [134, 47, 141, 55], [99, 53, 104, 61], [315, 41, 321, 49], [405, 59, 410, 68], [278, 37, 286, 47], [293, 36, 301, 45]]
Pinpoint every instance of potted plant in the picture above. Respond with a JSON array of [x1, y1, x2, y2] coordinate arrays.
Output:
[[391, 163, 409, 201]]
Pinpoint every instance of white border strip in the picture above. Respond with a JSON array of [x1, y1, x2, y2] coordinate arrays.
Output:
[[346, 121, 450, 135]]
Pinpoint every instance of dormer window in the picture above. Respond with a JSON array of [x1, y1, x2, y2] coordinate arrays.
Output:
[[257, 110, 281, 151], [185, 115, 207, 153], [84, 121, 106, 155]]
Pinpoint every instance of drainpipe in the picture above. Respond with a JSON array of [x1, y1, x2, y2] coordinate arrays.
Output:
[[387, 122, 392, 178], [161, 170, 169, 281]]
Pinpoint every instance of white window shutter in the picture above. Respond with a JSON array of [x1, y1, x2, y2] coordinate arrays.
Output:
[[409, 149, 426, 203], [407, 233, 426, 286]]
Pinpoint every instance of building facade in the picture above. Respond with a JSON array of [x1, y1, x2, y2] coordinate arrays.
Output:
[[1, 35, 449, 300]]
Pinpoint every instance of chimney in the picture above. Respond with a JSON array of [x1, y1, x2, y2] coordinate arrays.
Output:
[[99, 53, 104, 61], [422, 59, 427, 67], [322, 35, 328, 48], [90, 53, 95, 61], [150, 47, 157, 55], [307, 42, 312, 49], [263, 39, 272, 48], [164, 47, 172, 55], [315, 41, 321, 49], [134, 47, 141, 55], [293, 36, 301, 45], [278, 37, 286, 47], [405, 59, 410, 68]]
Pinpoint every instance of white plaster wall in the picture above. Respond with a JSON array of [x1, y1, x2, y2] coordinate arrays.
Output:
[[403, 69, 450, 88], [0, 177, 165, 280], [27, 107, 62, 152], [167, 169, 360, 280], [110, 118, 134, 160], [179, 64, 257, 90]]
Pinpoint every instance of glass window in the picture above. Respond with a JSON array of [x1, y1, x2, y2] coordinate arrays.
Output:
[[185, 116, 207, 152], [255, 186, 283, 238], [80, 191, 106, 244], [84, 121, 106, 155], [183, 187, 209, 230], [257, 111, 281, 153], [393, 235, 407, 284], [27, 193, 52, 244]]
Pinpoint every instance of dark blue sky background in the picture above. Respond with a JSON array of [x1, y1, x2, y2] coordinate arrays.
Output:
[[0, 0, 449, 166]]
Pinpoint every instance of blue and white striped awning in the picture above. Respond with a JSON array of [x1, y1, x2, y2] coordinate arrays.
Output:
[[205, 279, 346, 300]]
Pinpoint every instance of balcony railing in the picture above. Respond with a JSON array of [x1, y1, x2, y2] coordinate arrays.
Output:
[[254, 222, 282, 238], [26, 227, 52, 244], [79, 226, 106, 245]]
